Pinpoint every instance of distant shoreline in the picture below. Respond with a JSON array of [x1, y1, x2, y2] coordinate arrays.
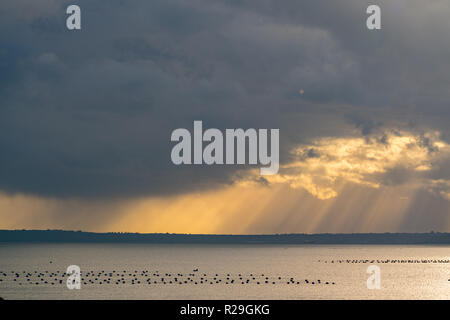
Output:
[[1, 230, 450, 245]]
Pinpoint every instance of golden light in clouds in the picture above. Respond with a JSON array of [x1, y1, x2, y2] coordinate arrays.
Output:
[[0, 130, 449, 234], [263, 130, 450, 200]]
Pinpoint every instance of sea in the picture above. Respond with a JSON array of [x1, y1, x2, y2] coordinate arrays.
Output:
[[0, 243, 449, 299]]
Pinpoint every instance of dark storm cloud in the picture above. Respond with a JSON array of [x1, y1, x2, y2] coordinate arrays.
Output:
[[1, 0, 450, 198]]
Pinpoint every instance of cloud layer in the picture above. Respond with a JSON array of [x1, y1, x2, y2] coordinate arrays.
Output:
[[263, 130, 450, 200], [0, 0, 449, 232]]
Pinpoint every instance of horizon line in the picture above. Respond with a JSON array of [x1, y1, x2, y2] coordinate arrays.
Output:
[[1, 229, 449, 236]]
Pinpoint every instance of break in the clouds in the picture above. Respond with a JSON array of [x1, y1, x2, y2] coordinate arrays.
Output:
[[0, 0, 449, 232], [261, 130, 450, 200]]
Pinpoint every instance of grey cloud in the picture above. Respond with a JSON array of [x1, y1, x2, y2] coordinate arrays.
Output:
[[0, 0, 450, 199]]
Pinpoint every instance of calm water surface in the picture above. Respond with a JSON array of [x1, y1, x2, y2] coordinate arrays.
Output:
[[0, 243, 449, 299]]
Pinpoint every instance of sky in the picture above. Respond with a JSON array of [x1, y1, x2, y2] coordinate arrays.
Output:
[[0, 0, 449, 233]]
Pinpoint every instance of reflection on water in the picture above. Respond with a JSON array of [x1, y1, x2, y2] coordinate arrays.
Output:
[[0, 243, 449, 299]]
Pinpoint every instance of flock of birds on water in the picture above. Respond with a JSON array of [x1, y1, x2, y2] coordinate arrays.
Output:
[[319, 259, 450, 264], [0, 268, 335, 287], [2, 258, 450, 288], [319, 259, 450, 282]]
